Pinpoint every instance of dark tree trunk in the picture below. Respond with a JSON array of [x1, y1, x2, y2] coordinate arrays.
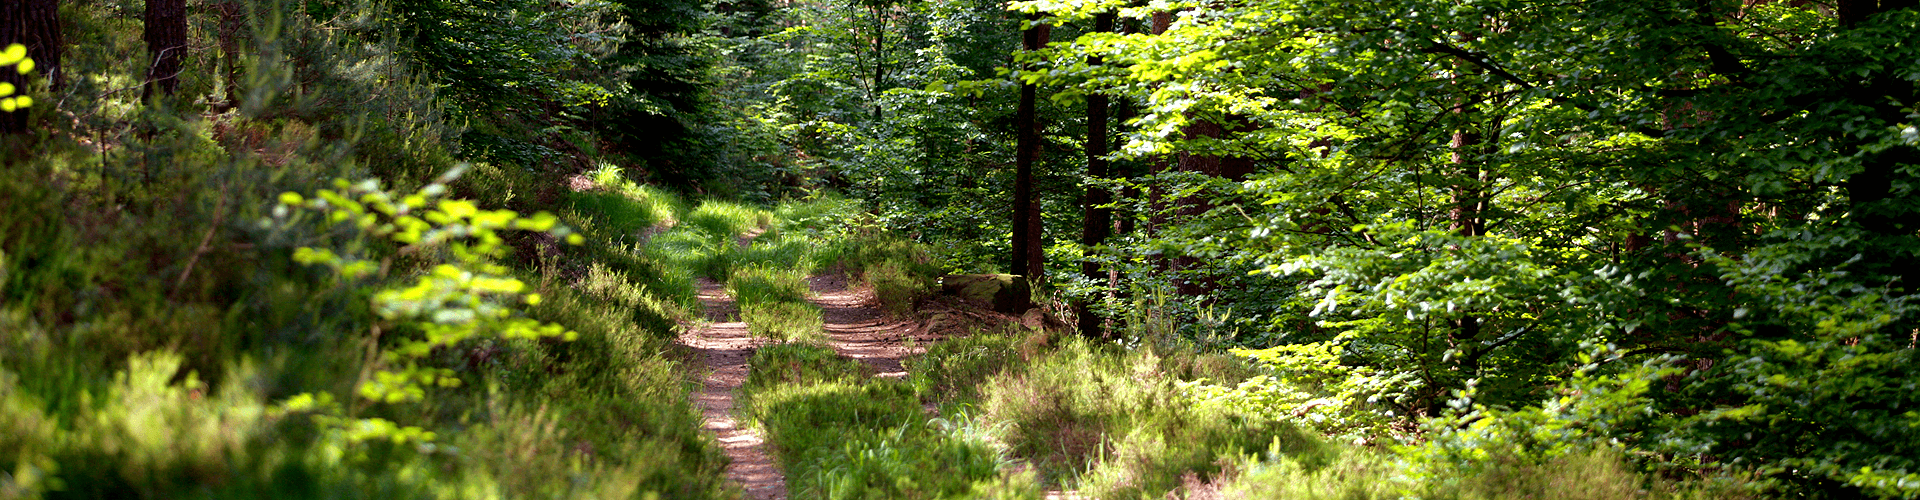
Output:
[[145, 0, 188, 98], [1010, 16, 1048, 285], [870, 1, 884, 121], [215, 0, 244, 109], [1077, 12, 1116, 337], [1, 0, 61, 135]]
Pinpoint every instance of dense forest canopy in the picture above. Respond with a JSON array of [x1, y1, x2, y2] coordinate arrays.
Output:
[[1, 0, 1916, 498]]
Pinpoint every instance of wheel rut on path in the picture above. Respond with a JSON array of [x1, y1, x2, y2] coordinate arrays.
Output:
[[682, 272, 939, 500], [805, 274, 929, 379], [682, 278, 785, 500]]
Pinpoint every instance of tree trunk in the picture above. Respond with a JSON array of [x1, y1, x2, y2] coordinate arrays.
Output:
[[145, 0, 188, 98], [1144, 10, 1173, 275], [1439, 47, 1491, 416], [1010, 15, 1048, 285], [215, 0, 244, 109], [1, 0, 61, 135], [1077, 12, 1116, 337], [869, 1, 884, 121]]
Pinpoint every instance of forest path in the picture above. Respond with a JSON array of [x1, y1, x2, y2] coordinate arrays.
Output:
[[682, 277, 786, 500], [805, 273, 927, 379]]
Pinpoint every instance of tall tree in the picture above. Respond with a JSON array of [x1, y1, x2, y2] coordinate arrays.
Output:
[[1009, 14, 1047, 282], [144, 0, 187, 98], [1078, 11, 1115, 336]]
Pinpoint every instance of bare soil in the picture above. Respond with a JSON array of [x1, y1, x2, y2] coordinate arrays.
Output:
[[681, 278, 786, 500], [805, 273, 939, 379], [682, 269, 1039, 499]]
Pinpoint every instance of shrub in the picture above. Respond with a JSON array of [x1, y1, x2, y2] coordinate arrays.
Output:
[[866, 260, 929, 318], [905, 328, 1028, 404]]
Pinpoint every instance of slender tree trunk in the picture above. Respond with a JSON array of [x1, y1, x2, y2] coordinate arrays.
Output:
[[1077, 11, 1116, 336], [1144, 10, 1173, 274], [870, 1, 884, 121], [215, 0, 244, 109], [1, 0, 61, 136], [1442, 44, 1490, 412], [1010, 15, 1048, 285], [145, 0, 188, 98]]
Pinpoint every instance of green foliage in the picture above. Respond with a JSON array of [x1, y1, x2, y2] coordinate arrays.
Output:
[[740, 342, 1037, 500], [272, 171, 578, 411], [1183, 342, 1416, 441], [905, 328, 1028, 403], [742, 301, 826, 342], [743, 342, 871, 393], [728, 264, 810, 308], [987, 0, 1920, 495]]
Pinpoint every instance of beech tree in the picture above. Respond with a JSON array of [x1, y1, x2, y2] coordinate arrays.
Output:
[[1010, 14, 1047, 283], [1017, 0, 1920, 493]]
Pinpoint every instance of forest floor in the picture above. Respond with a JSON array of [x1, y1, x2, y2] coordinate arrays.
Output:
[[679, 272, 947, 500]]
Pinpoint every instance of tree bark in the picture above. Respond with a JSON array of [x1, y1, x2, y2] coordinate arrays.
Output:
[[145, 0, 188, 98], [1077, 12, 1116, 336], [1, 0, 62, 135], [869, 0, 885, 121], [1010, 15, 1048, 285], [215, 0, 244, 108]]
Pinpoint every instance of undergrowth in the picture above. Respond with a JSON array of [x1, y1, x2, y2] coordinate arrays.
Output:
[[899, 323, 1757, 500], [736, 343, 1038, 500]]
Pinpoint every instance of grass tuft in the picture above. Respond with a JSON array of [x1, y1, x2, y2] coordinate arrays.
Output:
[[742, 301, 826, 342]]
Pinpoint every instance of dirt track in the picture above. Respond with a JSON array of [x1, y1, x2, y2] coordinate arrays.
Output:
[[681, 273, 931, 499], [681, 278, 785, 500]]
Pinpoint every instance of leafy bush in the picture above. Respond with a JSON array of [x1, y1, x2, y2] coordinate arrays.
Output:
[[1181, 341, 1416, 441]]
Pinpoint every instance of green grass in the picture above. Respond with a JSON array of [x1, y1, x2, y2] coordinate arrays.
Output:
[[586, 163, 687, 228], [905, 327, 1029, 404], [742, 301, 826, 342], [645, 229, 731, 280], [685, 200, 772, 242], [741, 342, 870, 393], [727, 264, 810, 308], [737, 342, 1039, 500]]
